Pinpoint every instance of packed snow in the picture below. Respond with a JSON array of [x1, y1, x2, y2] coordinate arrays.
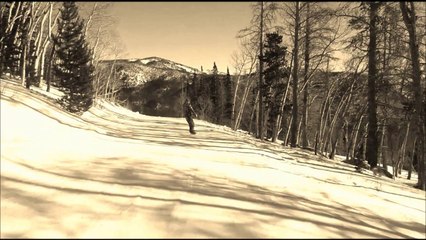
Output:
[[1, 79, 425, 238]]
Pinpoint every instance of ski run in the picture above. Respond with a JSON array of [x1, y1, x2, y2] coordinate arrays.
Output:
[[1, 78, 425, 238]]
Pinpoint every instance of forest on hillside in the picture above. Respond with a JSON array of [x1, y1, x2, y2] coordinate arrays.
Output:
[[0, 2, 425, 190]]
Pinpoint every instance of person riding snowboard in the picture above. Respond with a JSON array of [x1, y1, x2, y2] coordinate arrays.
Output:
[[183, 98, 197, 134]]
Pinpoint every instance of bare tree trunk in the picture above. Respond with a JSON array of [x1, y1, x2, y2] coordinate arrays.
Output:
[[342, 121, 348, 156], [40, 3, 58, 85], [249, 92, 259, 135], [234, 59, 256, 130], [397, 122, 410, 176], [20, 4, 32, 87], [315, 56, 332, 155], [235, 73, 256, 130], [33, 5, 49, 85], [297, 116, 303, 145], [272, 76, 290, 143], [329, 94, 352, 159], [366, 2, 380, 169], [274, 49, 294, 142], [46, 41, 55, 92], [389, 126, 399, 177], [290, 1, 300, 148], [378, 119, 386, 168], [301, 2, 310, 149], [363, 123, 369, 162], [231, 68, 244, 128], [20, 39, 27, 87], [91, 26, 101, 64], [0, 2, 23, 44], [257, 1, 265, 140], [285, 114, 293, 146], [315, 98, 326, 155], [103, 58, 118, 100], [408, 137, 417, 180], [320, 86, 338, 156], [84, 2, 98, 37], [347, 115, 364, 161], [400, 1, 425, 190]]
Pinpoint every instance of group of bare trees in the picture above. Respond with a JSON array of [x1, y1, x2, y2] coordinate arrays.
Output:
[[0, 2, 123, 102], [231, 1, 425, 190], [1, 2, 59, 86]]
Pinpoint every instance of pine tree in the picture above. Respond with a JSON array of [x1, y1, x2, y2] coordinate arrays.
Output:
[[210, 62, 219, 122], [0, 2, 23, 76], [53, 2, 94, 114], [25, 39, 38, 88], [263, 32, 287, 139], [191, 71, 198, 99], [366, 2, 381, 168], [224, 67, 233, 123], [195, 73, 213, 121]]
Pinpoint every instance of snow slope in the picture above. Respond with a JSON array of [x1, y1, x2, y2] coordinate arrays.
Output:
[[1, 79, 425, 238], [101, 57, 199, 87], [140, 56, 199, 73]]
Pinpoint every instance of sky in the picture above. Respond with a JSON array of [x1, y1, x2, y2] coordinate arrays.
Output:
[[110, 2, 253, 73]]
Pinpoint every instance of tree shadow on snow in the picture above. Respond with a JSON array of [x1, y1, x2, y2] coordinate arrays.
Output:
[[2, 84, 425, 238], [2, 157, 425, 238]]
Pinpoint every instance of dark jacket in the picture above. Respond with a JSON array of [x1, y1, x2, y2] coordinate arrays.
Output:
[[184, 100, 196, 118]]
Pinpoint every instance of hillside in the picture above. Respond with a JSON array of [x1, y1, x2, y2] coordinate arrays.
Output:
[[1, 78, 425, 238], [98, 56, 234, 118], [100, 56, 200, 87], [98, 57, 206, 117]]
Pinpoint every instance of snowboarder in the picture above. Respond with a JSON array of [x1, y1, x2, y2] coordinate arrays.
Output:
[[184, 98, 197, 134]]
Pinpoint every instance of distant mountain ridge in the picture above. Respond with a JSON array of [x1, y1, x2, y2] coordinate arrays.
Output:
[[99, 56, 234, 117], [125, 56, 200, 73], [99, 56, 205, 87]]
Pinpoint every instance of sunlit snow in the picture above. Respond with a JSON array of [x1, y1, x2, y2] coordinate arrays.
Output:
[[1, 79, 425, 238]]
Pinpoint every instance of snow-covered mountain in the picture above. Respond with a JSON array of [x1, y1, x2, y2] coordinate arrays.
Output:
[[138, 56, 199, 73], [99, 56, 231, 117], [100, 57, 200, 87]]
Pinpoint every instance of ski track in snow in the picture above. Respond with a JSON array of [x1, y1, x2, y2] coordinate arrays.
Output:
[[1, 79, 425, 238]]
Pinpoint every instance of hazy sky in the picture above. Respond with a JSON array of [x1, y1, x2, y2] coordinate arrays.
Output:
[[111, 2, 253, 73]]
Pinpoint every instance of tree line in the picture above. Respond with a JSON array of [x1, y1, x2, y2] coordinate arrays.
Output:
[[226, 2, 425, 190], [1, 1, 121, 112]]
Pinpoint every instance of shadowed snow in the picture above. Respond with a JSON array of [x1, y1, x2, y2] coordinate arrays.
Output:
[[1, 79, 425, 238]]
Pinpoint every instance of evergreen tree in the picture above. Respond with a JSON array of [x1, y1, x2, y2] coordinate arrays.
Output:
[[263, 32, 287, 139], [0, 2, 22, 76], [53, 2, 94, 114], [224, 67, 234, 122], [25, 39, 38, 88], [210, 62, 219, 122], [196, 73, 213, 121], [366, 2, 381, 168], [191, 71, 198, 99], [184, 77, 190, 97], [216, 66, 226, 124]]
